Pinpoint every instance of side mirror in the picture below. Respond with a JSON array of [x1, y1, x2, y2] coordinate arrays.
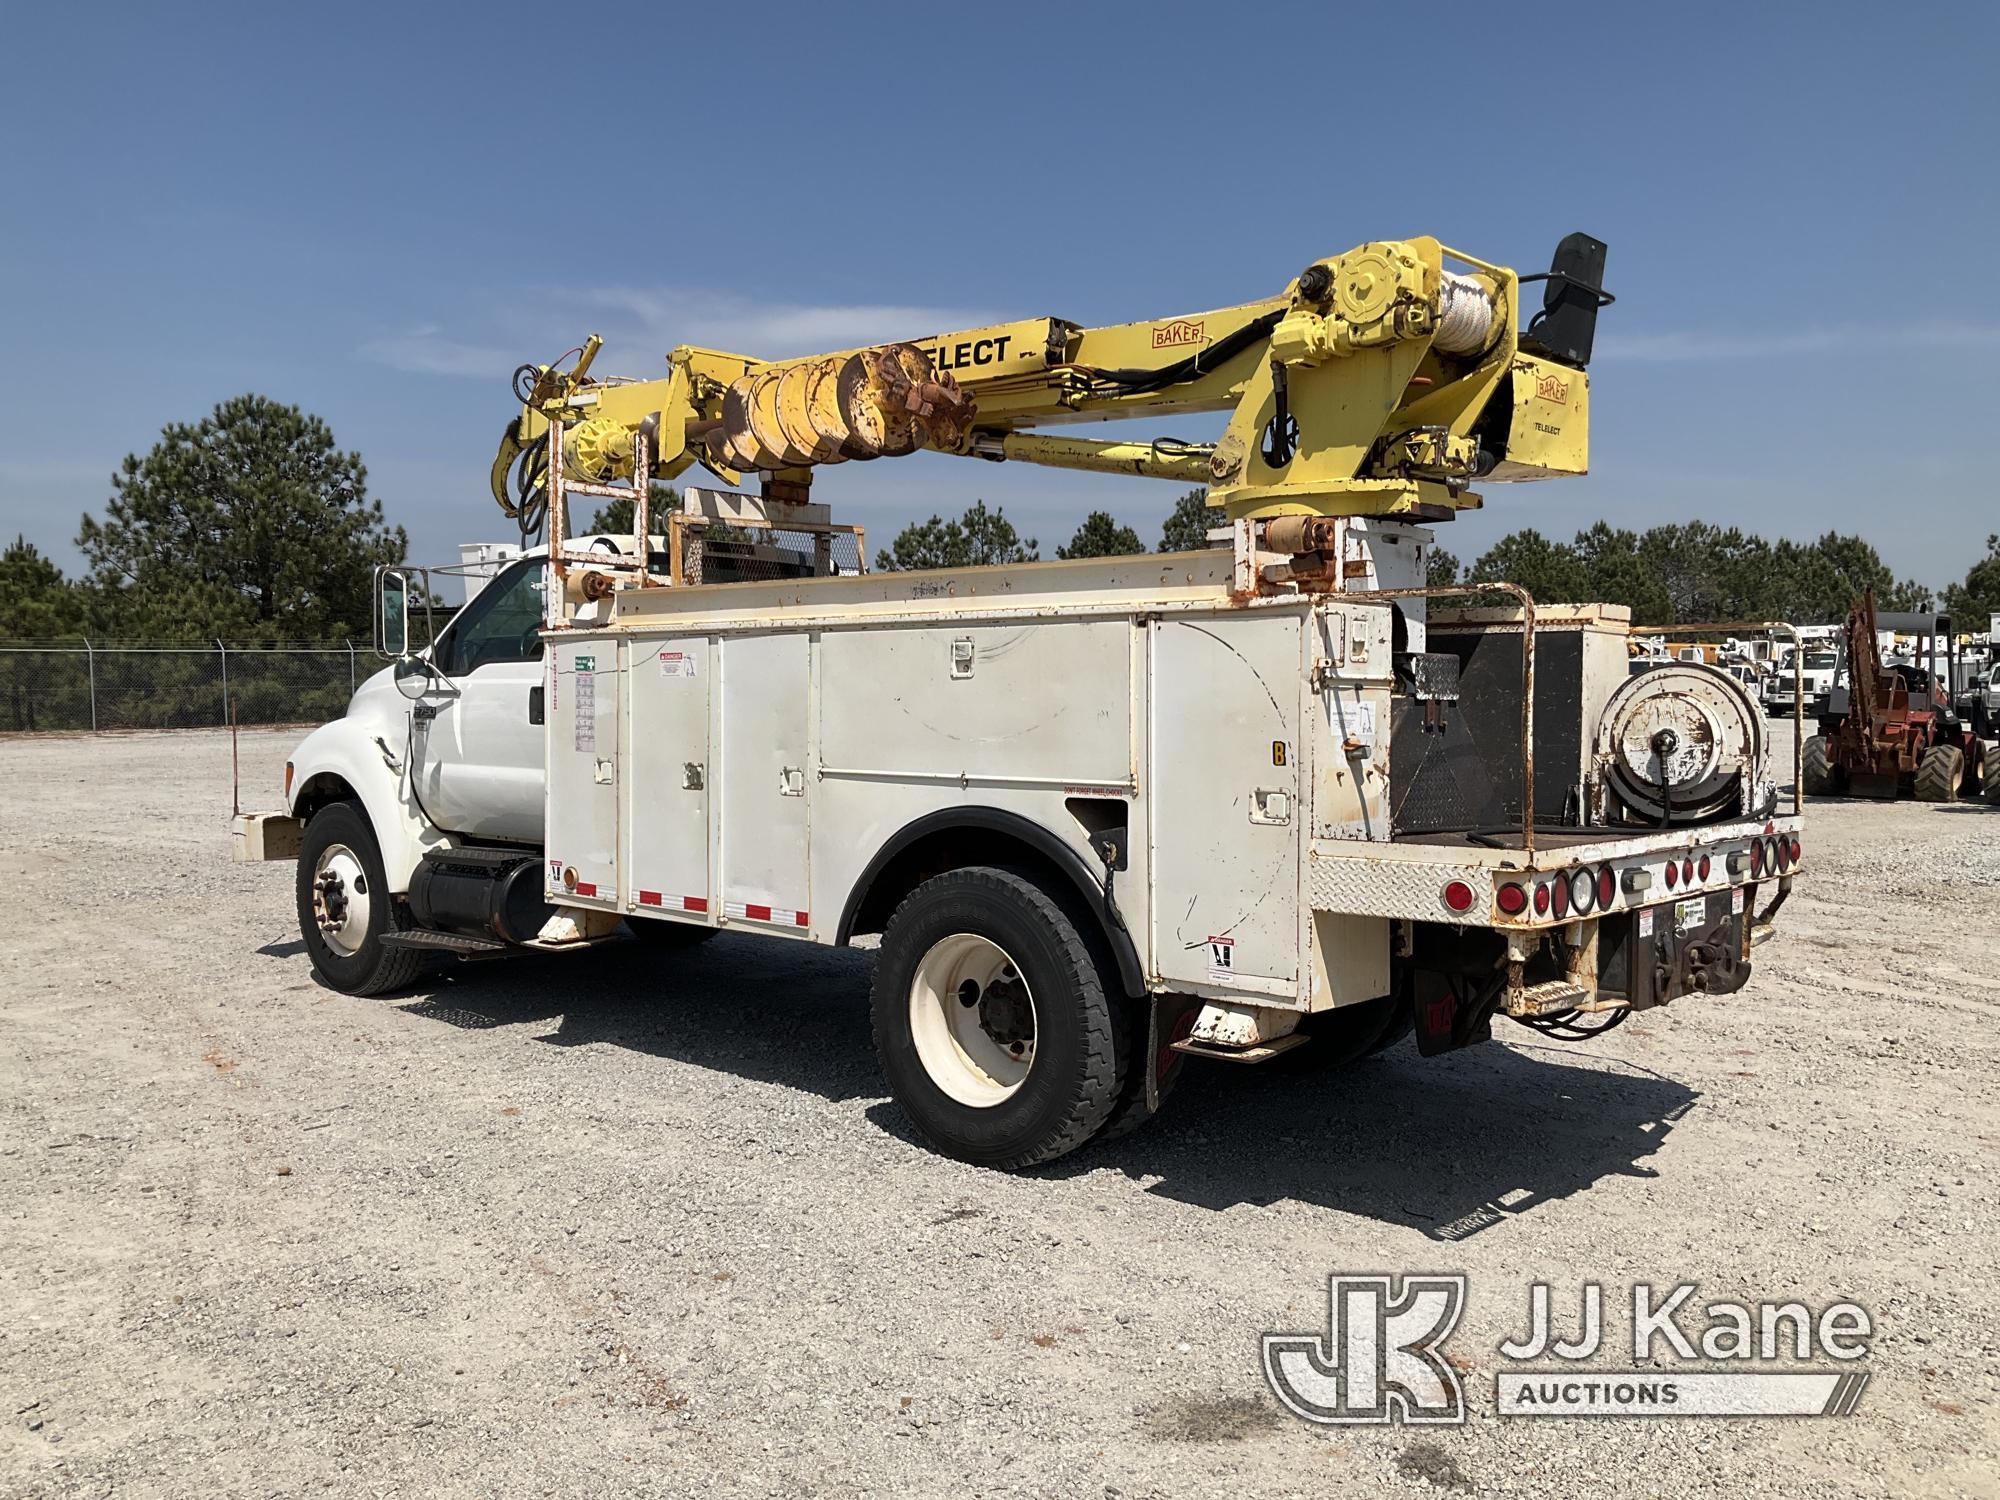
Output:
[[374, 566, 420, 660], [392, 655, 433, 701]]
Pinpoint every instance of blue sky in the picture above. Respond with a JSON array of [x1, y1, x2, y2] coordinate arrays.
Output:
[[3, 2, 1994, 590]]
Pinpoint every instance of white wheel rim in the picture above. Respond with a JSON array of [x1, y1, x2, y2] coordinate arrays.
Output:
[[908, 934, 1037, 1107], [311, 843, 371, 958]]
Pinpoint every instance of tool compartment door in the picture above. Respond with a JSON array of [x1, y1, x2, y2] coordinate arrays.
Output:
[[626, 637, 712, 919], [544, 638, 621, 903], [718, 633, 813, 934], [1149, 614, 1303, 996]]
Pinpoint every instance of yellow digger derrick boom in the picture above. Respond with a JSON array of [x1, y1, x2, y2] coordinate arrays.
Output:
[[491, 232, 1608, 537]]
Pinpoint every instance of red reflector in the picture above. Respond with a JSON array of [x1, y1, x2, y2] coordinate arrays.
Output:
[[1497, 882, 1528, 915], [1790, 836, 1802, 863], [1550, 878, 1569, 917], [1750, 841, 1763, 877], [1698, 854, 1712, 881], [1597, 866, 1616, 907], [1534, 882, 1550, 915], [1665, 860, 1678, 889], [1442, 880, 1476, 913], [1775, 838, 1791, 873]]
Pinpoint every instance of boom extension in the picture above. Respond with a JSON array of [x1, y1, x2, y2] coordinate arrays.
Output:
[[491, 233, 1607, 533]]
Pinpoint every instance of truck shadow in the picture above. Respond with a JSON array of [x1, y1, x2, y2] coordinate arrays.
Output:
[[393, 932, 884, 1103], [391, 932, 1699, 1238], [1032, 1041, 1700, 1240]]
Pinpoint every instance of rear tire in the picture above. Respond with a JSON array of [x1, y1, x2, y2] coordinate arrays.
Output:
[[1094, 998, 1190, 1145], [1915, 743, 1964, 803], [296, 801, 427, 997], [1961, 739, 1985, 799], [870, 867, 1126, 1169], [1800, 735, 1839, 796]]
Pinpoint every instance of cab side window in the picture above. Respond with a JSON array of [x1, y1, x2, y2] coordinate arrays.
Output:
[[435, 562, 546, 678]]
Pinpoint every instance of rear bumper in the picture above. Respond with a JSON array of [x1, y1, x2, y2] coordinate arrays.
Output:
[[232, 811, 302, 863], [1308, 815, 1804, 928]]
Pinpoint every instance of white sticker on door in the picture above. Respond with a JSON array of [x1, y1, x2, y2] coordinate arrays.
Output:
[[1206, 934, 1236, 980], [573, 668, 596, 753]]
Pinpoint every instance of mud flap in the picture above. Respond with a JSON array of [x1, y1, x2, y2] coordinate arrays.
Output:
[[1413, 972, 1500, 1057]]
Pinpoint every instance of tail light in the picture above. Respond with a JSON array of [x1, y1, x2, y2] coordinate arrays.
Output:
[[1597, 865, 1617, 908], [1790, 836, 1802, 864], [1775, 838, 1791, 873], [1568, 868, 1595, 915], [1682, 858, 1696, 886], [1550, 877, 1569, 918], [1534, 882, 1551, 916], [1497, 882, 1528, 916], [1442, 880, 1476, 914], [1750, 841, 1763, 877], [1698, 854, 1712, 881], [1665, 859, 1679, 889]]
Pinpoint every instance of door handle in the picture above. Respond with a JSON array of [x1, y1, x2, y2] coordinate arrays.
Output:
[[528, 685, 545, 725]]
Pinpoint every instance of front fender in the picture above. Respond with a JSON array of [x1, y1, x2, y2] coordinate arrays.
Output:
[[286, 715, 441, 893]]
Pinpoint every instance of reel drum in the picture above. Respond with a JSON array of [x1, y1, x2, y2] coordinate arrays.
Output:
[[1596, 663, 1765, 825]]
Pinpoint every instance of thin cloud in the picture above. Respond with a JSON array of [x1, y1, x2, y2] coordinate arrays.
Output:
[[359, 325, 521, 378], [360, 287, 1004, 382], [1598, 323, 2000, 362], [571, 286, 1000, 359]]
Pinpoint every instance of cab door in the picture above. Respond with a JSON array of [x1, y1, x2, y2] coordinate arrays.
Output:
[[410, 559, 548, 842]]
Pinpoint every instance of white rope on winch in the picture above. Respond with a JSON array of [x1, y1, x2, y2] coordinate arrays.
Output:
[[1433, 271, 1498, 356]]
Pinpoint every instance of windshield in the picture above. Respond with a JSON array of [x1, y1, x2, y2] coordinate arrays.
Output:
[[433, 559, 547, 677], [1804, 652, 1837, 671]]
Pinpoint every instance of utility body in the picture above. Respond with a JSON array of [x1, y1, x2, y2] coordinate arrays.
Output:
[[238, 232, 1809, 1167]]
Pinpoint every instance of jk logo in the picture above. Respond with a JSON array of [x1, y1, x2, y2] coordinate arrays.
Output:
[[1263, 1274, 1467, 1425]]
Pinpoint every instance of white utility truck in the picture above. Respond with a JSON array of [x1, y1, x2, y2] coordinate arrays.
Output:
[[236, 233, 1806, 1167]]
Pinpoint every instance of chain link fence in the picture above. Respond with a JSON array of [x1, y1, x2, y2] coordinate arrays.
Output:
[[0, 642, 380, 733]]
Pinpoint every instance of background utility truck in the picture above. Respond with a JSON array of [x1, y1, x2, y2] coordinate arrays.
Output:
[[237, 233, 1805, 1168]]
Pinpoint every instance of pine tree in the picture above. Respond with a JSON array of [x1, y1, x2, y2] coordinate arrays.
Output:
[[0, 535, 83, 637], [1058, 511, 1144, 559], [77, 395, 408, 641], [586, 485, 680, 536], [875, 501, 1037, 571], [1158, 489, 1214, 553]]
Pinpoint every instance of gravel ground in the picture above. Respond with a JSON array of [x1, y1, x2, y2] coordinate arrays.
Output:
[[2, 728, 1996, 1499]]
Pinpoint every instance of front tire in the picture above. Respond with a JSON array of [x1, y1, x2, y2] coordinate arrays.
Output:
[[1914, 743, 1964, 803], [296, 801, 427, 996], [871, 867, 1126, 1169], [1800, 735, 1841, 796]]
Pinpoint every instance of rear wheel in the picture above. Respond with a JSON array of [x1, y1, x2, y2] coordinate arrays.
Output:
[[296, 801, 427, 997], [1799, 735, 1839, 796], [1095, 997, 1192, 1145], [871, 867, 1126, 1169], [1961, 739, 1985, 799], [1915, 743, 1964, 803]]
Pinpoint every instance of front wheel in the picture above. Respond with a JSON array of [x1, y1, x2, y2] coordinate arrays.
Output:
[[1800, 735, 1841, 796], [870, 867, 1127, 1169], [1914, 743, 1964, 803], [295, 801, 427, 997]]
